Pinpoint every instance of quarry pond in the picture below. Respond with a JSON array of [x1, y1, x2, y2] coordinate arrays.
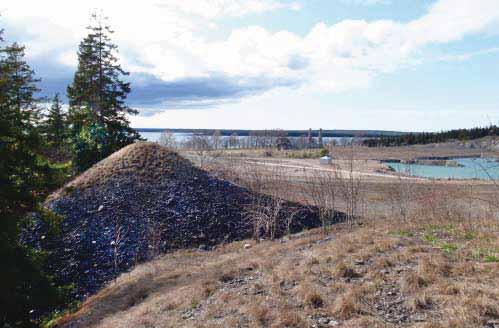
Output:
[[388, 157, 499, 180]]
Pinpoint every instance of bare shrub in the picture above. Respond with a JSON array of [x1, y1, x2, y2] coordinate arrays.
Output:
[[303, 169, 339, 232], [243, 162, 291, 240], [338, 143, 364, 226], [244, 167, 275, 240], [387, 170, 416, 222], [112, 217, 128, 279], [157, 129, 176, 148]]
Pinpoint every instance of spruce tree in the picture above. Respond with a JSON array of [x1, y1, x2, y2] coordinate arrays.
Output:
[[43, 93, 67, 146], [67, 14, 140, 171], [0, 33, 64, 327]]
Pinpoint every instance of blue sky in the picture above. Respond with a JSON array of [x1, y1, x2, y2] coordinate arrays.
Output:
[[1, 0, 499, 131]]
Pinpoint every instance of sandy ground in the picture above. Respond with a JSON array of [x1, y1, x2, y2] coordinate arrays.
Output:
[[189, 142, 499, 184], [182, 143, 499, 219]]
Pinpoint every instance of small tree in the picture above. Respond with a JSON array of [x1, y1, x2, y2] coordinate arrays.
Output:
[[43, 93, 67, 146], [73, 121, 109, 172]]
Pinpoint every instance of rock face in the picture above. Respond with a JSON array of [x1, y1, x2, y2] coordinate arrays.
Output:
[[24, 143, 320, 298]]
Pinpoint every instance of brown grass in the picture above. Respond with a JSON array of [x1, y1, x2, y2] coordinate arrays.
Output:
[[53, 214, 499, 328], [48, 142, 193, 201]]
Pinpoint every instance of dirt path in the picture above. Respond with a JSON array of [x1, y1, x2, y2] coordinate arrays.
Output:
[[244, 159, 427, 181]]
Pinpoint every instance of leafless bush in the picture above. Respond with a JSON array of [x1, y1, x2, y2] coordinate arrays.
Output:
[[387, 168, 416, 222], [147, 217, 164, 260], [338, 144, 364, 226], [158, 130, 176, 149], [239, 162, 299, 240], [247, 196, 285, 241], [303, 169, 339, 232], [112, 217, 128, 279], [476, 160, 499, 212]]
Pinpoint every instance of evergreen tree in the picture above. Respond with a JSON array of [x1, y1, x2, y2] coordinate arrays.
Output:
[[43, 93, 67, 146], [0, 33, 65, 327], [67, 14, 140, 171]]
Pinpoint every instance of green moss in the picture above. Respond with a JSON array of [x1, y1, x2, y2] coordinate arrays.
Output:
[[441, 243, 458, 254], [484, 255, 499, 263], [390, 230, 415, 237], [423, 232, 439, 245], [463, 231, 476, 240]]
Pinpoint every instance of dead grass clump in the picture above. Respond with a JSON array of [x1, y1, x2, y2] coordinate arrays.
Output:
[[471, 295, 499, 319], [407, 293, 434, 311], [333, 262, 362, 279], [373, 237, 398, 253], [202, 281, 217, 298], [451, 261, 476, 276], [271, 310, 304, 327], [419, 257, 452, 278], [407, 245, 430, 254], [443, 294, 499, 327], [304, 291, 324, 309], [401, 271, 428, 294], [218, 270, 237, 283], [121, 285, 151, 310], [342, 316, 390, 328], [247, 304, 271, 326], [330, 286, 368, 320], [334, 237, 360, 255], [436, 282, 460, 296], [307, 257, 320, 266], [373, 257, 393, 270]]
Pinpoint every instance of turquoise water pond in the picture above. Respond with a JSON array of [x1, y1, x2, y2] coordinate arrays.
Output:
[[388, 157, 499, 180]]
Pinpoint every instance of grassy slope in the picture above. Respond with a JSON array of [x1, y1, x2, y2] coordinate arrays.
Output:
[[56, 216, 499, 328]]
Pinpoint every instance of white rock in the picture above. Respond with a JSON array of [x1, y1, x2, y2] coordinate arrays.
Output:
[[243, 243, 252, 249]]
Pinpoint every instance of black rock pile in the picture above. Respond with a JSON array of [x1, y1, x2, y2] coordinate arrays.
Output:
[[23, 143, 320, 298]]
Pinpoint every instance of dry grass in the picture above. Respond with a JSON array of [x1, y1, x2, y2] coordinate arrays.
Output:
[[53, 210, 499, 328], [48, 142, 193, 200]]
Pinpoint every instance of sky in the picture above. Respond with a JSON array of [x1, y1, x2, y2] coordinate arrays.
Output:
[[1, 0, 499, 131]]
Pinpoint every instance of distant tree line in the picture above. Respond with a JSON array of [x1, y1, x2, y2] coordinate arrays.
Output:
[[1, 13, 139, 327], [362, 125, 499, 147], [160, 128, 334, 150]]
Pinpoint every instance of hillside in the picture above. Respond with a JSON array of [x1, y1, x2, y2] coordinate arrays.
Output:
[[24, 143, 321, 299], [55, 217, 499, 328]]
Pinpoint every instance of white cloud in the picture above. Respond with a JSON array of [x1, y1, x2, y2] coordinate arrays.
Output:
[[339, 0, 391, 5], [2, 0, 499, 102], [156, 0, 301, 19], [407, 0, 499, 46], [437, 47, 499, 62], [130, 87, 499, 131]]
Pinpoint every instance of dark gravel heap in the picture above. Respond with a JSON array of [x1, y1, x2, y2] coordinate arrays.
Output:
[[23, 143, 320, 299]]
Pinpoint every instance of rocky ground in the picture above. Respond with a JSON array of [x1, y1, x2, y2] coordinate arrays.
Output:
[[22, 143, 322, 300]]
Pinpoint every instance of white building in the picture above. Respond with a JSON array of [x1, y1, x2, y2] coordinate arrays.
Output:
[[320, 155, 332, 165]]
